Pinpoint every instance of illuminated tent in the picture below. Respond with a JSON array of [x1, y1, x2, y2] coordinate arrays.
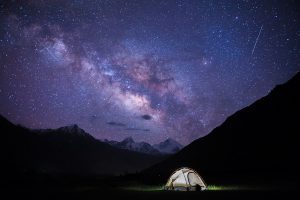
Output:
[[165, 167, 206, 191]]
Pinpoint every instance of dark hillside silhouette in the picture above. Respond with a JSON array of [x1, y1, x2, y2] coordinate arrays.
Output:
[[141, 72, 300, 184]]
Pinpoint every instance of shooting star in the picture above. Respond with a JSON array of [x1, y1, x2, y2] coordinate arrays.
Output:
[[251, 25, 263, 56]]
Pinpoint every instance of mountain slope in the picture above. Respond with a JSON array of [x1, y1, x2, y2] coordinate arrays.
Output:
[[141, 72, 300, 183], [0, 117, 166, 177]]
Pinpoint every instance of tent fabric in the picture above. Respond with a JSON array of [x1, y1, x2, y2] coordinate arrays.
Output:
[[165, 167, 206, 191]]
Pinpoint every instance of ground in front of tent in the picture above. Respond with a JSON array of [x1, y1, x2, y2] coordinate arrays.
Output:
[[3, 174, 298, 200]]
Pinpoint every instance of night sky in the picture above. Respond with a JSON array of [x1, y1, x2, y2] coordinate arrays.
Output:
[[1, 0, 300, 145]]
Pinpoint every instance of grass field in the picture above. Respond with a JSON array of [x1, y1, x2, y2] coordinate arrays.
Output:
[[119, 184, 247, 191], [3, 175, 298, 200], [5, 186, 297, 200]]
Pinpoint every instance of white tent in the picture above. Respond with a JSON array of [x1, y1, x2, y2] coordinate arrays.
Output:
[[165, 167, 206, 191]]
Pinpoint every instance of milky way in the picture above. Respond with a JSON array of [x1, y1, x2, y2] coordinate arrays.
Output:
[[1, 1, 300, 144]]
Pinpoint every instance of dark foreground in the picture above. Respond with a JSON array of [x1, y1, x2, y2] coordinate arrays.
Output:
[[3, 186, 298, 200], [2, 175, 298, 200]]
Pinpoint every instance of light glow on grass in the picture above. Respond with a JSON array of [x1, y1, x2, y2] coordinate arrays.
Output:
[[120, 185, 164, 191], [120, 184, 251, 192], [207, 185, 232, 191], [207, 185, 252, 191]]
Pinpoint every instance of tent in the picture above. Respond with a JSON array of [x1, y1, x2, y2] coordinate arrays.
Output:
[[165, 167, 206, 191]]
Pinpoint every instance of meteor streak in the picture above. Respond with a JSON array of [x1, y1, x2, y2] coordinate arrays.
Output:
[[251, 25, 263, 56]]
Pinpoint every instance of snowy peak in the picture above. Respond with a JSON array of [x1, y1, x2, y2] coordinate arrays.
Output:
[[122, 137, 135, 144], [153, 138, 183, 154], [116, 137, 160, 155], [57, 124, 92, 138], [103, 137, 161, 155], [103, 137, 183, 155]]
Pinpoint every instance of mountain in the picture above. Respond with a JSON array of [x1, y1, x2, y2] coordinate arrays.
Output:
[[0, 117, 166, 177], [153, 138, 183, 154], [103, 137, 183, 155], [141, 72, 300, 184], [57, 124, 91, 136], [103, 137, 161, 155]]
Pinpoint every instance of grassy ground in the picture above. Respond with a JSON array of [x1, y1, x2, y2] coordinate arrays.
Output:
[[7, 184, 297, 200], [4, 186, 298, 200], [3, 176, 298, 200], [118, 184, 247, 191]]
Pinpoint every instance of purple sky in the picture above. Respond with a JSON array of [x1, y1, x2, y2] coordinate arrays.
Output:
[[1, 0, 300, 145]]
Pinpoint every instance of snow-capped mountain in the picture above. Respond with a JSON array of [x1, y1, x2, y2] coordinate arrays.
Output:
[[34, 124, 93, 139], [103, 137, 160, 155], [153, 138, 183, 154], [57, 124, 90, 136], [103, 137, 183, 155]]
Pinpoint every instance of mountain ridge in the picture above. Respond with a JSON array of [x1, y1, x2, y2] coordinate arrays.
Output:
[[103, 137, 183, 155]]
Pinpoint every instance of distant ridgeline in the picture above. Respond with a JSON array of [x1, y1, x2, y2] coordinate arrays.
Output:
[[0, 116, 167, 177], [102, 137, 183, 155]]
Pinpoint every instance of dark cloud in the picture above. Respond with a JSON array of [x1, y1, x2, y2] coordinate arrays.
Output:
[[141, 114, 152, 120], [107, 121, 126, 127], [89, 115, 98, 124], [125, 128, 150, 132], [125, 128, 139, 131]]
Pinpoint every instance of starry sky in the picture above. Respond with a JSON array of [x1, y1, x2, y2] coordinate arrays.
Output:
[[1, 0, 300, 145]]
